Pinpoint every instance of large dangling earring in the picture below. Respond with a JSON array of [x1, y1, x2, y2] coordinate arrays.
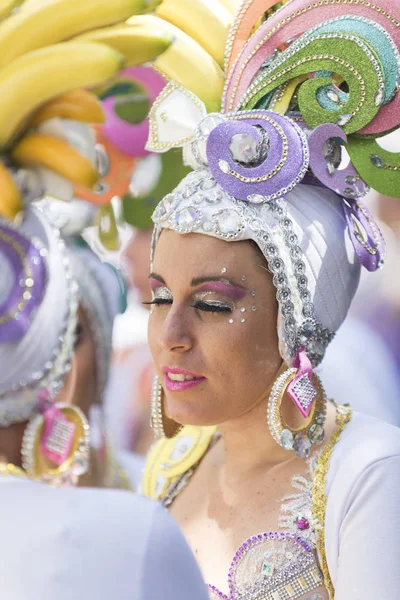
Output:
[[21, 388, 90, 486], [267, 350, 327, 459], [150, 375, 182, 439]]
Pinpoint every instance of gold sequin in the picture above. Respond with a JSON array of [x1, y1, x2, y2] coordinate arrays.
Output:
[[311, 405, 353, 598], [0, 462, 27, 478]]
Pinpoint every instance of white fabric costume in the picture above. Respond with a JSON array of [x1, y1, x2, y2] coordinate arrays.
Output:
[[0, 478, 208, 600]]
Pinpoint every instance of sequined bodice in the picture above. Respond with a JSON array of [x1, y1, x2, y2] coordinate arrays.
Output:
[[162, 439, 329, 600], [142, 407, 353, 600], [207, 532, 328, 600]]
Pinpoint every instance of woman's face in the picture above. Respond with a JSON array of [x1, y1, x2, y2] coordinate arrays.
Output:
[[148, 229, 282, 427]]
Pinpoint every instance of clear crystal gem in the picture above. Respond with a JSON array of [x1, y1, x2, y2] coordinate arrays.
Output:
[[337, 113, 352, 126], [229, 133, 259, 164], [193, 192, 205, 205], [315, 412, 325, 425], [309, 423, 325, 445], [198, 114, 225, 136], [327, 90, 340, 104], [247, 193, 266, 204], [153, 194, 176, 221], [202, 220, 213, 232], [308, 338, 325, 355], [327, 162, 335, 175], [281, 428, 294, 450], [345, 175, 358, 184], [72, 454, 89, 476], [293, 433, 311, 459], [219, 159, 231, 174], [370, 154, 384, 168], [174, 207, 201, 229], [215, 210, 242, 235], [201, 178, 215, 191], [343, 187, 356, 197], [206, 188, 222, 204], [261, 561, 275, 577], [374, 89, 384, 106]]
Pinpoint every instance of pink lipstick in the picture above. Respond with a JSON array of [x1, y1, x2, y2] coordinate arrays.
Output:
[[162, 366, 205, 392]]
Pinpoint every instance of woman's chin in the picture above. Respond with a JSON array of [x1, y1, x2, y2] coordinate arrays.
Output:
[[165, 399, 221, 428]]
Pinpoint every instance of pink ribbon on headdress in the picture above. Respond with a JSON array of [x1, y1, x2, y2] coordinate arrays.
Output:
[[287, 349, 317, 418]]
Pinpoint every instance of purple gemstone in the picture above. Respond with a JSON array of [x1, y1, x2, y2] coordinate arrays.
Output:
[[297, 517, 310, 530]]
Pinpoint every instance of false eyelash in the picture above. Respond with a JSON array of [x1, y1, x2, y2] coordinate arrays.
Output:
[[191, 301, 233, 314], [143, 299, 233, 313], [142, 299, 172, 306]]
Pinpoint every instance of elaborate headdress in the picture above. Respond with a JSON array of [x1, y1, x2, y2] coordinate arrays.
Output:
[[138, 0, 400, 368]]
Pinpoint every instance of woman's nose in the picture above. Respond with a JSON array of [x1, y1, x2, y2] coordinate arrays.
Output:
[[159, 306, 193, 354]]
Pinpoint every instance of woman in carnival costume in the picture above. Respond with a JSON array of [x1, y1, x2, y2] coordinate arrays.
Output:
[[140, 1, 400, 598]]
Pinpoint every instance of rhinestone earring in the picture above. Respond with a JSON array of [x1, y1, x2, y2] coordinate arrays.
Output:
[[150, 375, 182, 439], [267, 366, 327, 459], [21, 388, 90, 486]]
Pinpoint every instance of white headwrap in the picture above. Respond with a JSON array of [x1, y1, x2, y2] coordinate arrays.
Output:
[[0, 207, 77, 425], [152, 169, 361, 366]]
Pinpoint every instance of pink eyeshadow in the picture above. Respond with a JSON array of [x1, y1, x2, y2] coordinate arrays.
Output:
[[196, 281, 247, 300], [149, 279, 163, 290]]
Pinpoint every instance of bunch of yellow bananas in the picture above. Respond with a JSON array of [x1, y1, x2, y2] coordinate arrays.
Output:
[[0, 0, 172, 218], [0, 0, 239, 220]]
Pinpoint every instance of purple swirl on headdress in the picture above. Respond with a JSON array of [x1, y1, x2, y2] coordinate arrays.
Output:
[[342, 200, 386, 272], [308, 123, 369, 199], [206, 111, 309, 202], [0, 224, 47, 343]]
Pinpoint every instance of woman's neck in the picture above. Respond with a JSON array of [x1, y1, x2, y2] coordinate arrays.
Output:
[[217, 395, 298, 485], [0, 422, 26, 467]]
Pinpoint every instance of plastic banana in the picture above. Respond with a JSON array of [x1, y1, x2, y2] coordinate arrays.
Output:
[[27, 90, 105, 128], [0, 41, 124, 148], [155, 0, 232, 68], [0, 0, 24, 20], [0, 161, 22, 219], [74, 22, 173, 67], [0, 0, 158, 68], [11, 133, 99, 189], [127, 15, 224, 112]]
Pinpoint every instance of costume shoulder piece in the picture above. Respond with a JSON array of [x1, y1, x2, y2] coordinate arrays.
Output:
[[142, 425, 217, 500]]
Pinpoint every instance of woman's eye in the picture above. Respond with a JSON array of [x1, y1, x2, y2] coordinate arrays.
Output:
[[143, 298, 172, 307], [194, 301, 233, 314]]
